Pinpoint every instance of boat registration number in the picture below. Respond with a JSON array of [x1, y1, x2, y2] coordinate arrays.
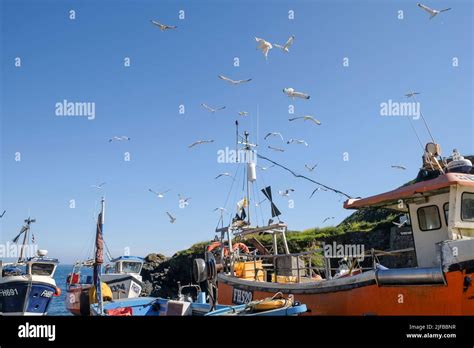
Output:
[[232, 288, 253, 304], [0, 288, 19, 297]]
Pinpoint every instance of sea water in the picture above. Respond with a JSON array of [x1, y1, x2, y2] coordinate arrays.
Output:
[[48, 264, 73, 316]]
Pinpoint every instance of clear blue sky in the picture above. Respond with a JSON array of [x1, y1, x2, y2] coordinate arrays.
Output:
[[1, 0, 472, 263]]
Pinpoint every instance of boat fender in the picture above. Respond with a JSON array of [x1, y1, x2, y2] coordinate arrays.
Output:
[[54, 287, 62, 297]]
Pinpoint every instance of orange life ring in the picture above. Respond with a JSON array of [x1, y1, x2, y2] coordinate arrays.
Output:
[[232, 242, 250, 254], [207, 242, 229, 256], [54, 287, 62, 297]]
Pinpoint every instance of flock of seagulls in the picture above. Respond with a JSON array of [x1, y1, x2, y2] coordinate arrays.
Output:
[[255, 35, 295, 59]]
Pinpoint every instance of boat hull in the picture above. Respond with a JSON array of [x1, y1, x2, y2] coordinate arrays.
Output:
[[0, 278, 56, 316], [217, 269, 474, 315]]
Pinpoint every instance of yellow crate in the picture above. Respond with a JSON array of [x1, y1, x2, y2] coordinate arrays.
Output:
[[234, 261, 264, 281], [271, 274, 298, 283]]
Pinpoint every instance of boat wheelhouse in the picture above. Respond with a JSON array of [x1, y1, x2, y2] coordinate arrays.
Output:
[[0, 218, 60, 316]]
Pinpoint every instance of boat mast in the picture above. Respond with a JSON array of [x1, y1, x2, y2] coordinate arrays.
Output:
[[18, 218, 35, 263], [93, 197, 105, 315]]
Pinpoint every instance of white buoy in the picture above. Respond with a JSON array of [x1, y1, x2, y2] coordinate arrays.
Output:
[[247, 162, 257, 182]]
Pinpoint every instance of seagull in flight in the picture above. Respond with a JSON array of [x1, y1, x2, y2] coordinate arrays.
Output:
[[178, 194, 191, 207], [238, 111, 249, 116], [218, 75, 252, 85], [279, 189, 295, 197], [289, 115, 321, 125], [391, 165, 407, 170], [109, 136, 130, 142], [287, 139, 308, 146], [0, 210, 5, 218], [268, 145, 285, 152], [274, 35, 295, 53], [305, 163, 318, 172], [188, 139, 214, 148], [405, 91, 421, 98], [255, 37, 273, 59], [91, 182, 106, 189], [201, 103, 226, 113], [166, 212, 177, 223], [283, 88, 310, 100], [151, 20, 177, 30], [309, 187, 328, 199], [149, 188, 170, 198], [264, 132, 284, 141], [417, 3, 451, 19], [257, 164, 275, 171], [214, 173, 233, 180], [322, 217, 335, 223]]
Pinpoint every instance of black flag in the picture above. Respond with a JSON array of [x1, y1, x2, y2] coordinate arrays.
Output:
[[261, 186, 281, 218]]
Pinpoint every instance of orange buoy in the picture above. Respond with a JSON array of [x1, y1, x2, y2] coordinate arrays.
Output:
[[54, 287, 62, 297]]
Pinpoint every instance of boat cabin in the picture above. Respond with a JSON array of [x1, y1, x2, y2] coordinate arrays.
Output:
[[345, 172, 474, 267], [1, 250, 58, 278], [107, 256, 144, 275]]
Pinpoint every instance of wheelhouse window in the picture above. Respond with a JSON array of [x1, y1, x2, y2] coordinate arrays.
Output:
[[417, 205, 441, 231], [461, 192, 474, 222], [30, 263, 55, 276], [121, 261, 142, 274], [443, 202, 449, 225]]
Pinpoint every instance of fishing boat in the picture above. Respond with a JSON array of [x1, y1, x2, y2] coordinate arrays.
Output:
[[89, 272, 307, 316], [0, 218, 60, 315], [203, 128, 474, 315], [66, 198, 144, 315]]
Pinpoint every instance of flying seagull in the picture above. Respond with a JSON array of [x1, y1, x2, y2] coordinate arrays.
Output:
[[417, 3, 451, 19], [0, 210, 5, 218], [166, 212, 177, 223], [178, 194, 191, 207], [305, 163, 318, 172], [391, 165, 407, 170], [322, 217, 335, 223], [289, 115, 321, 125], [238, 111, 249, 116], [264, 132, 284, 141], [149, 188, 170, 198], [188, 139, 214, 148], [218, 75, 252, 85], [213, 207, 227, 213], [151, 20, 177, 30], [257, 164, 275, 171], [405, 91, 421, 98], [91, 182, 106, 189], [201, 103, 226, 113], [309, 187, 328, 199], [255, 37, 273, 59], [268, 145, 285, 152], [274, 35, 295, 53], [109, 136, 130, 142], [279, 189, 295, 197], [393, 220, 409, 228], [287, 139, 308, 146], [283, 88, 310, 100], [214, 173, 233, 180]]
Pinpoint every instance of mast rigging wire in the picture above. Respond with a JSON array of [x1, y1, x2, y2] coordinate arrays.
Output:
[[256, 153, 354, 199]]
